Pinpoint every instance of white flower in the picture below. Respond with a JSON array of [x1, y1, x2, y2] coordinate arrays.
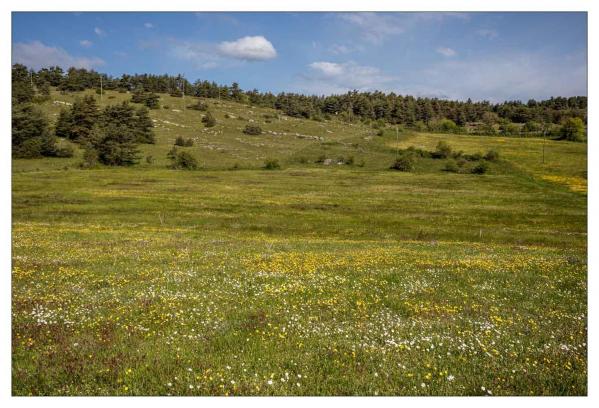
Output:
[[421, 383, 426, 388], [481, 386, 486, 391], [267, 380, 273, 385], [231, 380, 235, 385], [189, 385, 194, 389], [447, 375, 455, 381], [167, 383, 172, 387]]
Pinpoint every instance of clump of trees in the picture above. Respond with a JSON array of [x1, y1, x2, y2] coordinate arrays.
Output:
[[54, 96, 156, 166], [390, 141, 498, 175], [12, 64, 72, 158], [558, 117, 586, 142]]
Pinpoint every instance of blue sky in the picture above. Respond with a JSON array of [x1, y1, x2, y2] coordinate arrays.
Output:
[[12, 12, 587, 102]]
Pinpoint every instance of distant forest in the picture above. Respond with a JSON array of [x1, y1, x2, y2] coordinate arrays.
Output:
[[13, 64, 587, 133]]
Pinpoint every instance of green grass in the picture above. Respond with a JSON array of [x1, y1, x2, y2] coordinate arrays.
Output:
[[12, 90, 587, 395]]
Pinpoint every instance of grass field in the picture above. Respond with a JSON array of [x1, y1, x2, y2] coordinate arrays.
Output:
[[11, 90, 587, 395]]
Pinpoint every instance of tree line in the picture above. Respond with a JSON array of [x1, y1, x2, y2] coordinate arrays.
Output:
[[15, 64, 586, 129]]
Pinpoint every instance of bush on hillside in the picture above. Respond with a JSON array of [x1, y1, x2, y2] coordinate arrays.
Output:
[[263, 159, 281, 170], [168, 148, 198, 170], [432, 141, 452, 159], [243, 124, 262, 135], [484, 149, 500, 162], [471, 161, 489, 174], [175, 136, 186, 146], [390, 154, 415, 172], [444, 159, 460, 173], [202, 111, 217, 127], [559, 117, 585, 142]]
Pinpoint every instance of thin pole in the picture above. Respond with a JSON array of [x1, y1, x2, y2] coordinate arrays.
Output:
[[100, 76, 103, 103], [542, 129, 546, 165], [181, 81, 185, 110], [396, 125, 399, 160]]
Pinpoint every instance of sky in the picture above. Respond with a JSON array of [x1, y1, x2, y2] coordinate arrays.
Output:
[[12, 12, 587, 102]]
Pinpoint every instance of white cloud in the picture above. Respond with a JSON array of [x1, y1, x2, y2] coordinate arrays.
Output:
[[12, 41, 105, 70], [94, 27, 106, 37], [329, 43, 364, 55], [411, 51, 587, 101], [476, 29, 499, 39], [309, 62, 345, 77], [338, 12, 470, 44], [170, 41, 221, 69], [217, 36, 277, 61], [144, 22, 154, 29], [79, 40, 93, 48], [301, 61, 398, 93], [436, 47, 457, 57]]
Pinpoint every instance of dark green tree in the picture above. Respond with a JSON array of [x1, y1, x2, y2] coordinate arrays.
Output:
[[12, 103, 57, 158]]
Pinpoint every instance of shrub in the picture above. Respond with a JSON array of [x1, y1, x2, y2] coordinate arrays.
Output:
[[429, 118, 460, 133], [316, 155, 326, 164], [443, 159, 460, 173], [559, 117, 585, 142], [146, 155, 154, 164], [175, 136, 186, 146], [184, 138, 194, 147], [224, 113, 231, 119], [55, 145, 74, 158], [357, 160, 365, 167], [471, 161, 489, 174], [345, 156, 354, 165], [163, 105, 170, 109], [432, 141, 452, 159], [499, 121, 520, 135], [390, 154, 415, 172], [263, 159, 280, 170], [376, 129, 385, 136], [168, 149, 198, 170], [80, 145, 99, 168], [464, 152, 483, 161], [15, 138, 43, 158], [484, 149, 500, 161], [202, 111, 216, 128], [190, 101, 208, 111], [243, 125, 262, 135], [406, 146, 431, 158]]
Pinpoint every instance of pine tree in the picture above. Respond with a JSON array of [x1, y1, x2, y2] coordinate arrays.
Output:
[[69, 95, 100, 142], [133, 106, 155, 144], [12, 103, 57, 158]]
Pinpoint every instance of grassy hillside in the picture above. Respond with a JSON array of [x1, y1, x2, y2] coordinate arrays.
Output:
[[12, 90, 587, 395]]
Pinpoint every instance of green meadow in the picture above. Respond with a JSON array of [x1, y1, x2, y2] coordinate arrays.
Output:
[[12, 90, 587, 395]]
